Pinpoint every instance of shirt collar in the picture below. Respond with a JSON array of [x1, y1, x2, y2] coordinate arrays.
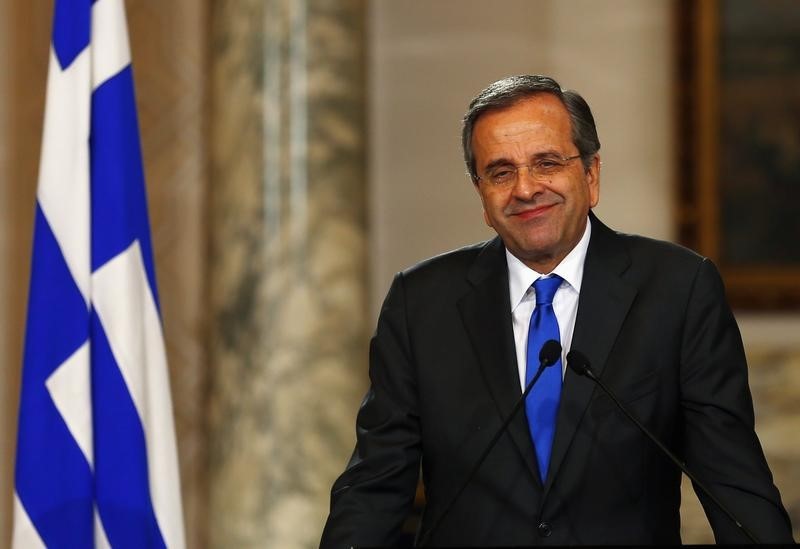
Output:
[[506, 216, 593, 312]]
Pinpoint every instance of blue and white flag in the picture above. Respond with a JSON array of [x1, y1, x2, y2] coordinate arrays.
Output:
[[13, 0, 186, 547]]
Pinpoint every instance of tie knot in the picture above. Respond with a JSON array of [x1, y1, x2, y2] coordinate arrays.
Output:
[[533, 275, 562, 305]]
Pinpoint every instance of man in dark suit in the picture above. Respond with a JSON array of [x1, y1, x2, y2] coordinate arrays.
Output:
[[320, 75, 793, 546]]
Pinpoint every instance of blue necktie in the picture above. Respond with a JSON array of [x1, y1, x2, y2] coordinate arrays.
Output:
[[525, 275, 563, 483]]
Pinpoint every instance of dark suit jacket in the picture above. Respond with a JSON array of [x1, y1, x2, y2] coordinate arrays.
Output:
[[321, 214, 793, 546]]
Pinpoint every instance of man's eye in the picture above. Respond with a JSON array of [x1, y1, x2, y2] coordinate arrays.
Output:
[[492, 169, 515, 181], [537, 160, 559, 169]]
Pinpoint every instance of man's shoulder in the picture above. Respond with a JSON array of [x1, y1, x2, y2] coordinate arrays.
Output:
[[589, 216, 716, 291], [400, 239, 495, 280], [593, 216, 707, 271], [616, 230, 705, 265], [390, 238, 502, 301], [606, 229, 727, 306]]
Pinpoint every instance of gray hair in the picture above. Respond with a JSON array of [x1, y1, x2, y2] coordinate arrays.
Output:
[[462, 75, 601, 182]]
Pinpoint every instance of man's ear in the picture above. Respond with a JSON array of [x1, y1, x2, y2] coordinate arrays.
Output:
[[473, 182, 493, 228], [586, 154, 601, 208], [482, 207, 492, 228]]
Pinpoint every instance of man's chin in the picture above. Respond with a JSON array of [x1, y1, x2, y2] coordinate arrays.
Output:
[[505, 239, 558, 268]]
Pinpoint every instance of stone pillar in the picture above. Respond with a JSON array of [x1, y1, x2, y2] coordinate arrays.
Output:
[[207, 1, 367, 547]]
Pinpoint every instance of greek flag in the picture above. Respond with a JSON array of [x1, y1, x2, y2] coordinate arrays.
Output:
[[12, 0, 185, 547]]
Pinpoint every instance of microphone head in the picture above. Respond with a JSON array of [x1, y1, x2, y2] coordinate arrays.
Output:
[[566, 350, 593, 377], [539, 339, 562, 367]]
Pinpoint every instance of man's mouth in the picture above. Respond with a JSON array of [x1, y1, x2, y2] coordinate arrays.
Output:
[[509, 203, 556, 220]]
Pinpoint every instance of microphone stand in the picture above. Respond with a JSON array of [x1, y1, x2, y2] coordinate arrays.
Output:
[[417, 341, 561, 546], [567, 350, 760, 545]]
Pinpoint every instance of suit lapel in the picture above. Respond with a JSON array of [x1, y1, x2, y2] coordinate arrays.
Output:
[[457, 237, 542, 485], [544, 214, 637, 495]]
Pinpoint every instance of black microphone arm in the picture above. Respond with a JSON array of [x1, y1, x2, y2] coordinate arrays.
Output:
[[565, 349, 760, 544], [417, 339, 562, 547]]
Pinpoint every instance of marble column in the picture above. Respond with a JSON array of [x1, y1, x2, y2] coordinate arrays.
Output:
[[207, 1, 368, 548]]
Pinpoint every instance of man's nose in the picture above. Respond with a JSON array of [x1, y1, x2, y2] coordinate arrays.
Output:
[[511, 167, 545, 199]]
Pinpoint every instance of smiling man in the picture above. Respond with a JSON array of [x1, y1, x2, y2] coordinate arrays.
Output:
[[320, 75, 793, 547], [470, 92, 599, 274]]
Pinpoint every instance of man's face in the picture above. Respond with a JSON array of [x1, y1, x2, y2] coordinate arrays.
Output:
[[471, 94, 600, 273]]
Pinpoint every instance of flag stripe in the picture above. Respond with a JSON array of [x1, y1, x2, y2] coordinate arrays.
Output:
[[92, 308, 166, 548], [93, 241, 184, 549], [46, 341, 93, 467], [52, 0, 91, 69], [15, 206, 94, 547], [95, 509, 113, 549], [90, 66, 160, 310], [91, 0, 131, 89], [23, 206, 90, 370], [37, 48, 91, 303], [12, 495, 46, 549]]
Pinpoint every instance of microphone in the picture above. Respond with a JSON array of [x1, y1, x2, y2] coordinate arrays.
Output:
[[566, 350, 760, 544], [418, 339, 562, 546]]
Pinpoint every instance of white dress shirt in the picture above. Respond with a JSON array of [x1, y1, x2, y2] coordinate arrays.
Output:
[[506, 218, 592, 391]]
